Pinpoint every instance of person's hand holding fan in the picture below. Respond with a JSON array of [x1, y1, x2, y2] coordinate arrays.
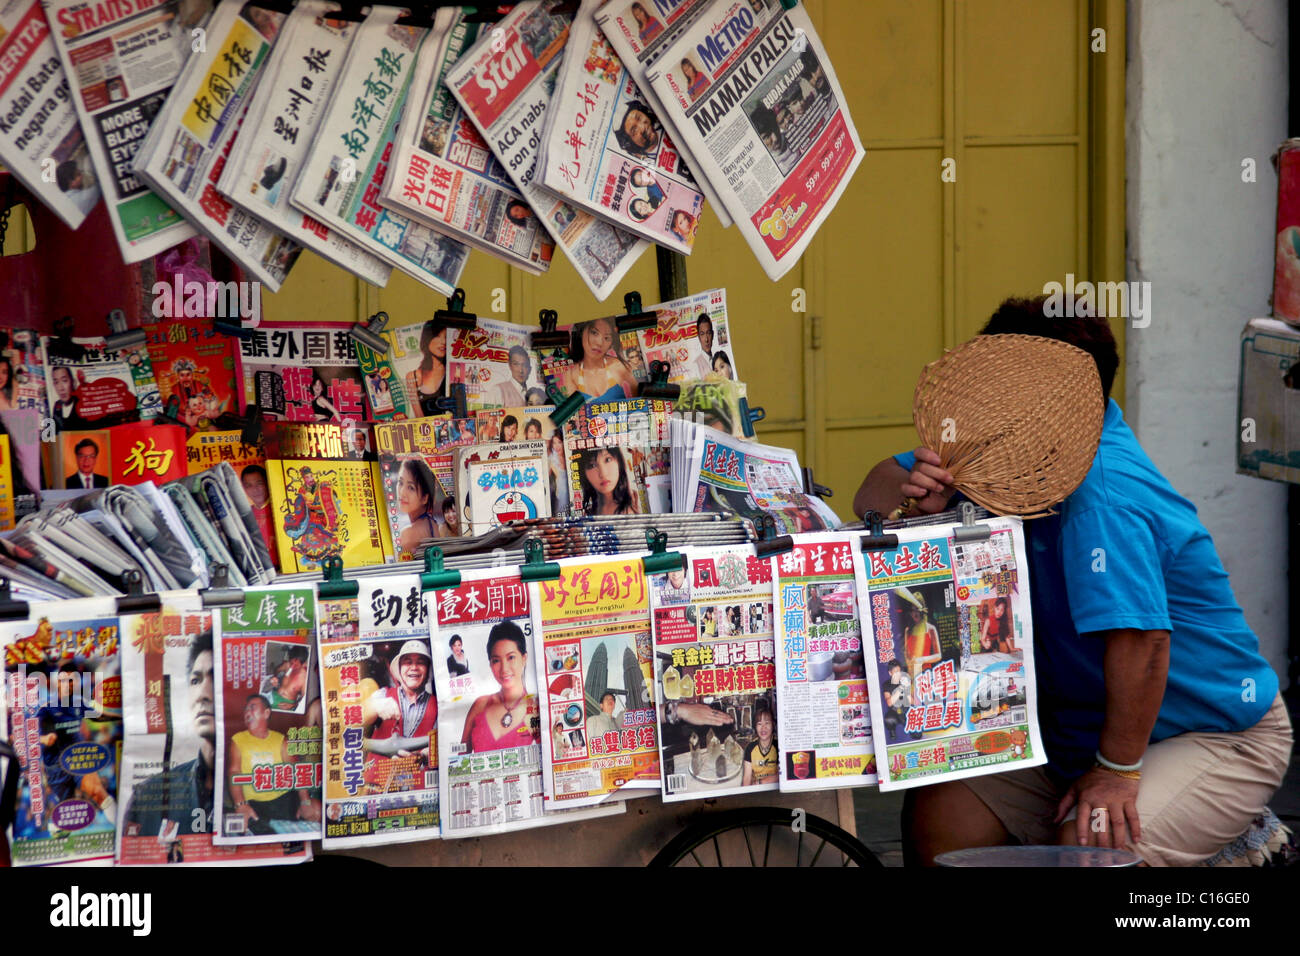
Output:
[[891, 334, 1105, 519]]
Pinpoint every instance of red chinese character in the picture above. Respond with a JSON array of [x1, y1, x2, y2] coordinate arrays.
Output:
[[199, 185, 231, 225], [904, 707, 924, 733], [343, 704, 362, 725], [329, 377, 364, 417], [735, 665, 756, 691], [892, 546, 920, 574], [603, 731, 620, 753], [917, 541, 945, 570], [694, 668, 715, 696], [715, 668, 736, 693], [354, 206, 378, 232], [301, 214, 328, 240], [636, 726, 655, 749], [294, 763, 315, 788], [590, 735, 605, 755], [746, 555, 772, 584], [253, 765, 275, 791], [932, 659, 958, 699], [274, 763, 294, 789], [923, 703, 944, 730], [869, 552, 892, 577], [755, 663, 776, 689], [943, 699, 963, 727], [913, 669, 933, 703], [619, 729, 637, 751], [339, 664, 360, 684]]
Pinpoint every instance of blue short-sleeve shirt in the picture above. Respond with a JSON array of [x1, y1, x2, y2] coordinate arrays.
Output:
[[894, 399, 1278, 778]]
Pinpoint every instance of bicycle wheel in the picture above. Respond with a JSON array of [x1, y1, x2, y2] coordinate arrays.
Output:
[[648, 806, 881, 867]]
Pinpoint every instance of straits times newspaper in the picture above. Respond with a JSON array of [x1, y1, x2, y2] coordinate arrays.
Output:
[[646, 0, 863, 280]]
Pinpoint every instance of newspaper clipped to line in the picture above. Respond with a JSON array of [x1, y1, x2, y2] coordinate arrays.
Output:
[[645, 0, 864, 280], [619, 286, 735, 384], [444, 0, 650, 301], [538, 0, 705, 254], [215, 0, 391, 287], [381, 8, 554, 274], [447, 316, 546, 411], [0, 0, 101, 229], [593, 0, 732, 228], [42, 0, 205, 262], [291, 6, 469, 294], [854, 515, 1045, 790], [133, 0, 303, 291]]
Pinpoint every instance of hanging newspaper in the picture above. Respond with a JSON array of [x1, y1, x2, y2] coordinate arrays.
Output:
[[133, 0, 303, 291], [316, 573, 441, 848], [619, 286, 735, 383], [538, 0, 705, 254], [42, 332, 161, 430], [234, 320, 366, 423], [1, 327, 50, 413], [593, 0, 733, 228], [444, 0, 650, 301], [381, 8, 554, 273], [448, 316, 546, 410], [645, 0, 864, 280], [430, 566, 623, 836], [854, 515, 1045, 790], [650, 544, 778, 802], [291, 6, 469, 294], [215, 0, 391, 286], [43, 0, 206, 262], [772, 534, 876, 791], [1, 597, 121, 866], [0, 0, 101, 229], [117, 594, 311, 865], [532, 554, 660, 808], [212, 585, 322, 844]]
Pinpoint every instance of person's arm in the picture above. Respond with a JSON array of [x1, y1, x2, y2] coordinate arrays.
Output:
[[742, 758, 754, 788], [852, 450, 954, 520], [227, 742, 257, 823], [461, 698, 485, 750], [363, 733, 430, 757]]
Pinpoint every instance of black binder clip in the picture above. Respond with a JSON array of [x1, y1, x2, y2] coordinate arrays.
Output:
[[44, 316, 82, 360], [518, 537, 561, 583], [641, 528, 685, 575], [104, 309, 146, 351], [547, 384, 586, 429], [740, 399, 764, 438], [752, 513, 794, 558], [952, 501, 992, 543], [433, 288, 478, 330], [317, 554, 358, 599], [531, 309, 570, 350], [420, 547, 462, 591], [214, 406, 264, 445], [116, 568, 162, 614], [859, 511, 899, 552], [638, 360, 681, 402], [0, 577, 30, 621], [350, 310, 390, 355], [427, 382, 469, 420], [802, 467, 832, 499], [614, 291, 658, 333], [199, 564, 246, 608]]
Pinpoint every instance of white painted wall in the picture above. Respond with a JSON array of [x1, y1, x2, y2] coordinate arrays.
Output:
[[1126, 0, 1289, 684]]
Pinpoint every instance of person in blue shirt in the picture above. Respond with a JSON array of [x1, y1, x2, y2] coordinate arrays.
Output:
[[854, 296, 1292, 866]]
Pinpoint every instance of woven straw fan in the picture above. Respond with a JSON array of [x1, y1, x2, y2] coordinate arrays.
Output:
[[890, 334, 1104, 520]]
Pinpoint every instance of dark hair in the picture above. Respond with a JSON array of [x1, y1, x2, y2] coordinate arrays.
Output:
[[750, 104, 784, 149], [978, 295, 1118, 403], [887, 658, 901, 671], [505, 200, 531, 226], [450, 634, 462, 648], [245, 693, 269, 709], [418, 320, 450, 374], [569, 315, 627, 366], [74, 437, 99, 456], [441, 496, 457, 515], [285, 646, 309, 664], [695, 313, 712, 333], [501, 415, 519, 431], [524, 417, 542, 437], [614, 100, 661, 157], [487, 620, 527, 658], [525, 387, 548, 405], [508, 345, 531, 368], [578, 446, 633, 515], [712, 351, 732, 374], [56, 160, 80, 191], [400, 457, 439, 515], [600, 690, 616, 704], [187, 630, 214, 673], [242, 463, 267, 482], [0, 356, 12, 400], [51, 365, 74, 385], [630, 2, 648, 23]]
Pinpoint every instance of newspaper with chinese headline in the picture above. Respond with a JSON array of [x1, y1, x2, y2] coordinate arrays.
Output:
[[538, 0, 705, 254], [42, 333, 161, 431], [380, 8, 554, 273], [444, 0, 650, 301], [854, 515, 1046, 790], [290, 5, 469, 294], [619, 286, 736, 384], [42, 0, 203, 262], [215, 0, 391, 286], [531, 554, 661, 808], [645, 0, 864, 280], [317, 573, 441, 848], [772, 534, 877, 791], [0, 0, 101, 229], [650, 544, 778, 802], [448, 316, 547, 412], [234, 320, 366, 423], [117, 594, 311, 865], [430, 566, 624, 836]]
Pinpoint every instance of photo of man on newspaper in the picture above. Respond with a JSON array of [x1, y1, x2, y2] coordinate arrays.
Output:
[[744, 48, 840, 177]]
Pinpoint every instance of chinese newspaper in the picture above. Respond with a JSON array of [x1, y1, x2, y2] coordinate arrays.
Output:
[[42, 333, 161, 430], [443, 0, 650, 301], [43, 0, 204, 261], [145, 318, 237, 431], [645, 0, 864, 280], [447, 316, 547, 411], [854, 515, 1046, 790], [212, 585, 322, 844], [1, 597, 121, 865], [234, 320, 366, 423], [619, 286, 736, 384], [532, 554, 660, 808], [773, 534, 877, 791], [317, 572, 441, 848], [650, 544, 778, 801]]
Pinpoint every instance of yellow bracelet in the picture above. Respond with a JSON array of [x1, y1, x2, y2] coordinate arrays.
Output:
[[1093, 762, 1141, 780]]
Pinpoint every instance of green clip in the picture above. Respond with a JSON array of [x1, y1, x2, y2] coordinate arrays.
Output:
[[752, 513, 794, 558], [420, 547, 462, 591], [434, 287, 477, 328], [518, 537, 561, 582], [859, 511, 899, 552], [615, 290, 658, 332], [638, 360, 680, 401], [641, 528, 685, 575], [780, 0, 798, 9], [547, 385, 585, 428], [317, 554, 359, 598]]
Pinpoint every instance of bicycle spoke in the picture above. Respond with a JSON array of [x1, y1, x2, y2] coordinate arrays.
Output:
[[763, 823, 772, 866], [713, 834, 723, 867], [808, 836, 827, 867], [796, 828, 803, 866], [742, 825, 757, 867], [689, 848, 703, 867]]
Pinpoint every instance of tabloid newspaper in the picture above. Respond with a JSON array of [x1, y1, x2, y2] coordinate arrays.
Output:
[[145, 317, 236, 430], [373, 416, 458, 556], [443, 0, 650, 301], [290, 6, 470, 294], [234, 320, 366, 423], [650, 544, 778, 801], [212, 584, 322, 844], [593, 0, 733, 227], [673, 378, 749, 437], [42, 0, 204, 262], [564, 397, 671, 515], [645, 0, 864, 280], [772, 534, 877, 791], [853, 515, 1046, 790], [381, 8, 554, 273], [532, 554, 661, 808], [447, 316, 547, 411], [464, 449, 550, 535], [117, 594, 311, 865], [215, 0, 391, 286], [451, 438, 546, 535], [317, 572, 441, 847], [132, 0, 303, 291], [1, 597, 121, 865], [619, 286, 735, 383], [0, 0, 101, 229], [538, 0, 705, 254], [0, 327, 49, 414], [42, 333, 161, 431], [430, 566, 624, 836], [355, 316, 453, 421]]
